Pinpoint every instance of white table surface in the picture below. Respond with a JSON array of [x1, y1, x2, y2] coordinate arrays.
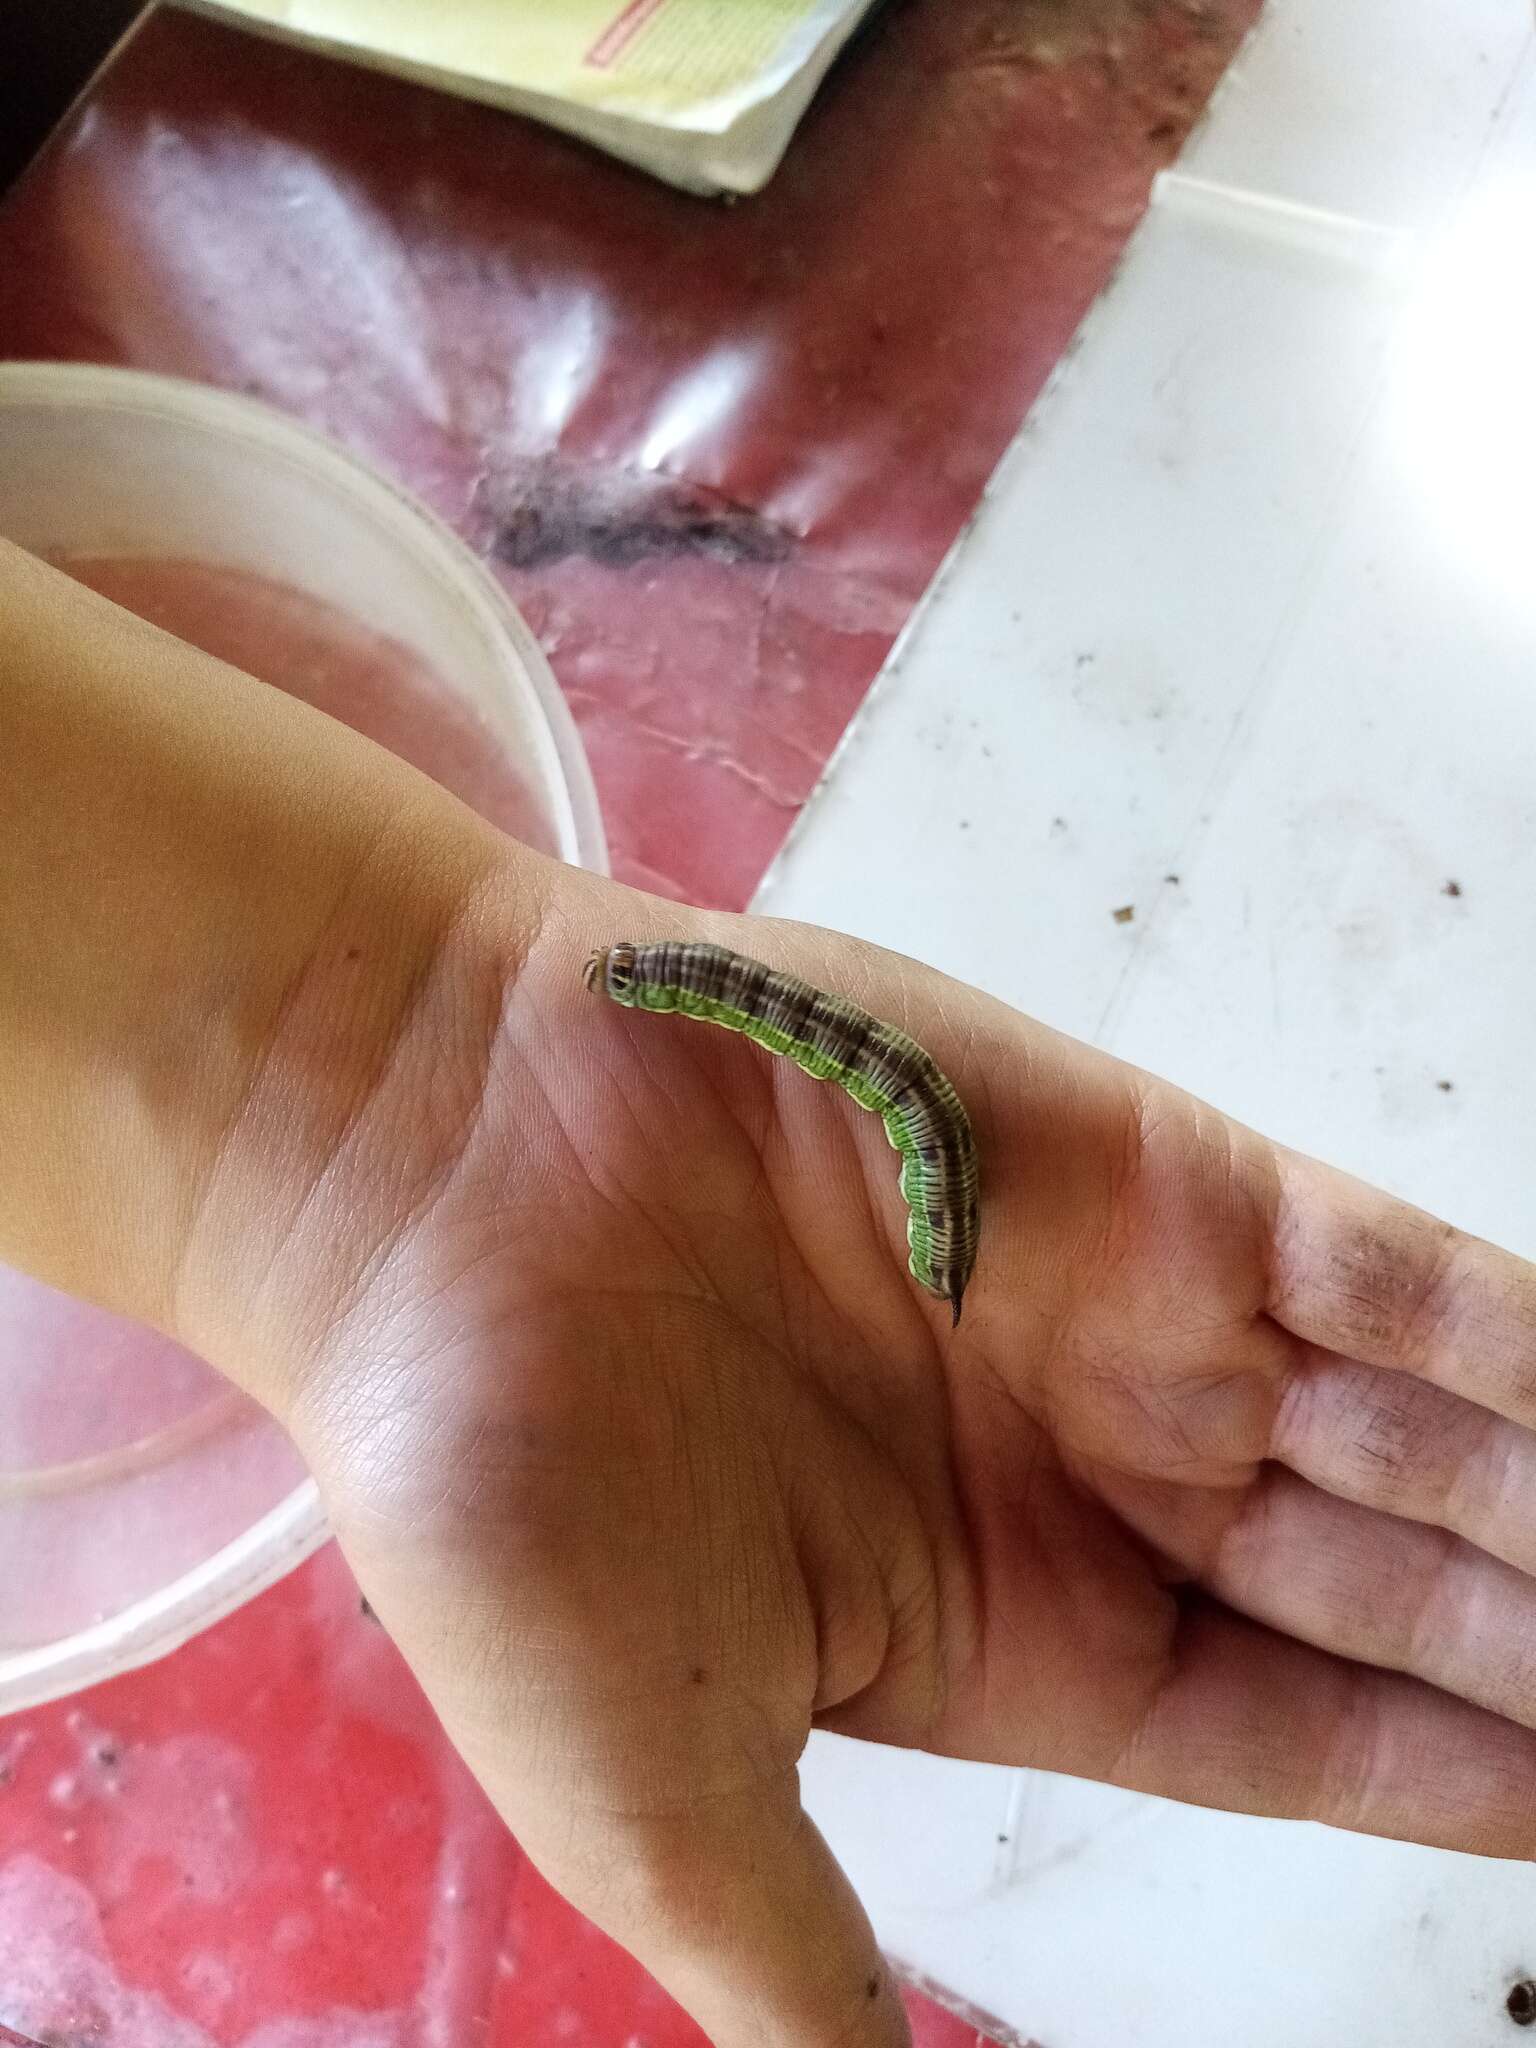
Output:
[[756, 0, 1536, 2038]]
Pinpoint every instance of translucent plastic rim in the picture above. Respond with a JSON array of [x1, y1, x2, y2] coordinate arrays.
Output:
[[0, 361, 608, 877], [0, 361, 609, 1712]]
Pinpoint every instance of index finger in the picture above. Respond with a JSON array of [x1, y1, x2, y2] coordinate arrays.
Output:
[[1267, 1150, 1536, 1429]]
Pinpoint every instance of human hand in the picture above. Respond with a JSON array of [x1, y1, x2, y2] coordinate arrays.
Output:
[[185, 865, 1536, 2048], [8, 542, 1529, 2047]]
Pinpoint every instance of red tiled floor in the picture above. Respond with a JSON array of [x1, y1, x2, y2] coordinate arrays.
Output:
[[0, 0, 1258, 913]]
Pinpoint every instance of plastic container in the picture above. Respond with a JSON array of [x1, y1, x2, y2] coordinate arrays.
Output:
[[0, 361, 607, 1713]]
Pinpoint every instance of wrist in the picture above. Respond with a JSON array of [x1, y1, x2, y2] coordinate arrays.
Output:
[[0, 544, 545, 1400]]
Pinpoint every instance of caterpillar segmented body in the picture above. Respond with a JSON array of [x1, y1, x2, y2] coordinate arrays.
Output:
[[584, 941, 980, 1325]]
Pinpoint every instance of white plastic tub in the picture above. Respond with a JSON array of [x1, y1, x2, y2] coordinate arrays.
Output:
[[0, 361, 607, 1713]]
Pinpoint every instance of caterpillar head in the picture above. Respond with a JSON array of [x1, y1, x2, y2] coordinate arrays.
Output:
[[584, 942, 639, 1002]]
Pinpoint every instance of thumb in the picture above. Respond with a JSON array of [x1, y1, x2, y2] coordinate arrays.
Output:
[[513, 1768, 912, 2048]]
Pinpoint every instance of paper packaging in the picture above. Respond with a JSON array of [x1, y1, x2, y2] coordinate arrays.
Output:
[[174, 0, 881, 194]]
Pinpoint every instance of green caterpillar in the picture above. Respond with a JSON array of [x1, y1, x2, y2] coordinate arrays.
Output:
[[584, 940, 979, 1325]]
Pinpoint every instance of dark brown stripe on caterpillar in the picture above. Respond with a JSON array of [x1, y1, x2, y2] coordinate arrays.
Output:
[[584, 941, 980, 1324]]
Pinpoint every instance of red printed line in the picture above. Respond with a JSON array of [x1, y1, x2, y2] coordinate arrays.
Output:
[[585, 0, 668, 68]]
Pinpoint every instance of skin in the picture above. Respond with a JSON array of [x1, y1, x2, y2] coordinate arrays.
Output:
[[7, 538, 1536, 2047]]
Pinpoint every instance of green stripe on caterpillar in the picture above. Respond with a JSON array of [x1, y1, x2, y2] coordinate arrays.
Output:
[[583, 941, 980, 1326]]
